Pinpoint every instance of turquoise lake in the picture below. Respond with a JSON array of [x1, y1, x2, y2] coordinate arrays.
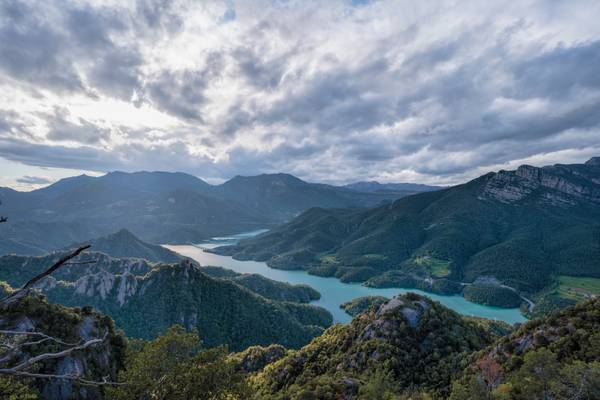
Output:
[[165, 230, 527, 325]]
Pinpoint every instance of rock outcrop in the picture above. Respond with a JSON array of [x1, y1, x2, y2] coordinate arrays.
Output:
[[480, 158, 600, 206], [0, 291, 126, 400], [0, 254, 332, 351], [255, 293, 497, 399]]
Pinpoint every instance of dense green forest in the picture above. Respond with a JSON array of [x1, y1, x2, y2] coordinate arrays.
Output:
[[463, 284, 522, 308], [214, 159, 600, 313], [340, 295, 389, 316], [2, 288, 598, 399], [0, 255, 332, 351], [200, 266, 320, 303], [450, 297, 600, 399]]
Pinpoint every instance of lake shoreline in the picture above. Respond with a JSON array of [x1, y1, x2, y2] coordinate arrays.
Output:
[[165, 236, 527, 325]]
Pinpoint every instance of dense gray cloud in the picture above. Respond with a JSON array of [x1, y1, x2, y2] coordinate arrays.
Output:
[[0, 0, 599, 186], [44, 107, 111, 144], [16, 175, 52, 185]]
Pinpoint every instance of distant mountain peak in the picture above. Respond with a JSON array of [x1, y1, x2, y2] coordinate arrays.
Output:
[[585, 156, 600, 166], [344, 181, 441, 193], [106, 228, 139, 241], [68, 229, 181, 263], [226, 172, 306, 184]]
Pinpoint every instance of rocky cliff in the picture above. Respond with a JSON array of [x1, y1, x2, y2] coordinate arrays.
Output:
[[480, 158, 600, 206], [0, 254, 332, 351], [0, 289, 126, 400]]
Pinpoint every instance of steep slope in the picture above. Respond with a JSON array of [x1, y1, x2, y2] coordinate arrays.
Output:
[[0, 252, 153, 288], [0, 287, 127, 400], [0, 253, 332, 351], [200, 266, 320, 303], [254, 293, 498, 399], [450, 297, 600, 399], [215, 158, 600, 311], [67, 229, 181, 263]]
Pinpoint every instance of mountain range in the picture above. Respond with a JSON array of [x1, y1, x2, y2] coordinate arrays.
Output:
[[0, 172, 434, 255], [344, 181, 441, 193], [213, 158, 600, 313]]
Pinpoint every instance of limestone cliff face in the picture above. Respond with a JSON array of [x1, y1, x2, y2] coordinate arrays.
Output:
[[480, 157, 600, 206], [0, 292, 126, 400], [1, 255, 332, 351]]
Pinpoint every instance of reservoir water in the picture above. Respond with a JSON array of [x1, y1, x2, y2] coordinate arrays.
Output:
[[165, 230, 527, 325]]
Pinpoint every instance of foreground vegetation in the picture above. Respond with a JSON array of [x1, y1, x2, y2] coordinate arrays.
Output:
[[2, 291, 598, 399], [451, 297, 600, 399]]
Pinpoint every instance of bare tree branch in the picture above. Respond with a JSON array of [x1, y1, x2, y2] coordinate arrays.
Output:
[[20, 245, 91, 292], [0, 331, 123, 386], [0, 370, 124, 386], [0, 243, 124, 386], [0, 245, 91, 304], [10, 332, 107, 372], [0, 331, 80, 347]]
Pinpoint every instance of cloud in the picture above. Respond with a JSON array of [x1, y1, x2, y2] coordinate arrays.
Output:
[[0, 0, 142, 98], [143, 61, 222, 122], [0, 136, 121, 171], [0, 1, 84, 92], [0, 0, 599, 185], [44, 107, 111, 144], [16, 175, 52, 185]]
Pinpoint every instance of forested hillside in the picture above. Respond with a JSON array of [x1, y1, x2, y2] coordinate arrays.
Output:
[[214, 158, 600, 313], [2, 284, 597, 399], [0, 253, 332, 351], [253, 293, 501, 399], [450, 297, 600, 399]]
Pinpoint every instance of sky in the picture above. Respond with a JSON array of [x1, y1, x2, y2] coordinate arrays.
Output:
[[1, 0, 600, 190]]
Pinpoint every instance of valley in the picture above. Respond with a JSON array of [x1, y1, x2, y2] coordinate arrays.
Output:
[[165, 232, 526, 324], [214, 158, 600, 317], [1, 159, 598, 399], [2, 1, 599, 397]]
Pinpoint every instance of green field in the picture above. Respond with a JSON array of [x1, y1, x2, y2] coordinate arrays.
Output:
[[319, 255, 340, 265], [556, 275, 600, 301], [414, 256, 450, 278]]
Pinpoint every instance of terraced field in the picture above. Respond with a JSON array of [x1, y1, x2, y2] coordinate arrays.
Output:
[[556, 275, 600, 300]]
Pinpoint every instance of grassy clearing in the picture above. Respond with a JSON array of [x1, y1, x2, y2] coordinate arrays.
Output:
[[414, 256, 451, 278], [556, 275, 600, 301], [319, 255, 340, 265]]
